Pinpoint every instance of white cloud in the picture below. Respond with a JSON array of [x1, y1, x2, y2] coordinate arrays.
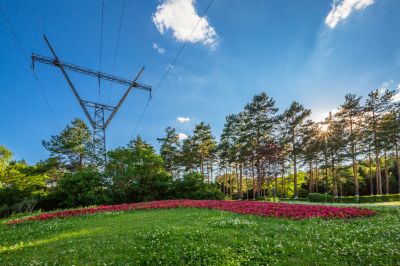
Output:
[[178, 132, 188, 140], [325, 0, 374, 29], [177, 117, 190, 123], [377, 80, 400, 102], [152, 0, 218, 48], [392, 92, 400, 102], [392, 83, 400, 102], [152, 42, 166, 54]]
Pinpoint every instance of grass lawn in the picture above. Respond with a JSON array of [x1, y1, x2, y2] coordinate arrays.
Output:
[[1, 204, 400, 265]]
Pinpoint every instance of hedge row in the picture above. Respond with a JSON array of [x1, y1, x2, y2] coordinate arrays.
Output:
[[307, 193, 400, 203]]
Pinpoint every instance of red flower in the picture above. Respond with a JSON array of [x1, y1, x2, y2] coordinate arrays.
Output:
[[7, 200, 375, 225]]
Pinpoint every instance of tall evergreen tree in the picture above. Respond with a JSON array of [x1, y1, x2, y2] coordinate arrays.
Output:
[[364, 89, 394, 194], [157, 127, 181, 176], [191, 122, 217, 182], [281, 101, 311, 198], [337, 94, 363, 196], [244, 92, 278, 198]]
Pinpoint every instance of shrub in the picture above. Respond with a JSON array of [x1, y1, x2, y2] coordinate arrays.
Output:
[[0, 187, 38, 218], [172, 172, 224, 200], [298, 188, 310, 198], [336, 194, 400, 203], [308, 193, 334, 203], [52, 167, 111, 208]]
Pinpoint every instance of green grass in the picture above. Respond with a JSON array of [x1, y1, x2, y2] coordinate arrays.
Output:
[[1, 205, 400, 265]]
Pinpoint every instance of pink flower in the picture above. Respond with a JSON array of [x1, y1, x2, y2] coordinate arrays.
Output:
[[7, 200, 375, 225]]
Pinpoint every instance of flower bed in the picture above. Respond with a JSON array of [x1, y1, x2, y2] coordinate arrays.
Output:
[[7, 200, 375, 224]]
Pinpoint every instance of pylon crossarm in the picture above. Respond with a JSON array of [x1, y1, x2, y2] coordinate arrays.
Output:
[[31, 54, 151, 92], [104, 66, 150, 129]]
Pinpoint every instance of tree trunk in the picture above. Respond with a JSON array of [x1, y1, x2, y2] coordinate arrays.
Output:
[[281, 166, 285, 198], [235, 165, 239, 197], [331, 153, 337, 197], [256, 160, 261, 198], [274, 171, 278, 198], [201, 155, 204, 176], [396, 143, 400, 194], [252, 165, 256, 200], [350, 120, 359, 196], [308, 161, 313, 193], [384, 150, 389, 195], [372, 110, 382, 195], [239, 164, 243, 199], [246, 175, 249, 200], [352, 148, 359, 196], [315, 165, 319, 193], [79, 152, 84, 169], [293, 154, 298, 199], [375, 147, 382, 195], [324, 136, 329, 193], [224, 168, 227, 195], [368, 146, 374, 195]]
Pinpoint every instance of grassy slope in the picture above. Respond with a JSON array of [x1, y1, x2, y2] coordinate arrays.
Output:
[[0, 206, 400, 265]]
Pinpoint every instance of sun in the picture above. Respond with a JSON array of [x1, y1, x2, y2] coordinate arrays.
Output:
[[320, 124, 329, 132]]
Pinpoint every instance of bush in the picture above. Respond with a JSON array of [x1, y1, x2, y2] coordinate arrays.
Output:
[[305, 193, 400, 203], [336, 194, 400, 203], [52, 167, 112, 208], [298, 188, 310, 198], [172, 172, 224, 200], [307, 193, 334, 203], [0, 187, 38, 218]]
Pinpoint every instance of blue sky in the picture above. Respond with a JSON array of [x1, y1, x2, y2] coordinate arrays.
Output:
[[1, 0, 400, 163]]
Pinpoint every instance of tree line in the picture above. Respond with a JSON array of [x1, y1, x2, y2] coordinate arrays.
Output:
[[158, 89, 400, 199], [1, 87, 400, 216]]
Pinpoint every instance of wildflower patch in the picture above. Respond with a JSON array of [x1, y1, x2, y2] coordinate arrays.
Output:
[[7, 200, 375, 224]]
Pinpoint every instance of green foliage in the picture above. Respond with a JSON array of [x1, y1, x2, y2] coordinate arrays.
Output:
[[51, 167, 111, 208], [0, 188, 37, 217], [42, 118, 96, 171], [0, 151, 52, 217], [307, 193, 334, 203], [172, 172, 224, 200], [157, 127, 180, 174], [107, 136, 172, 203], [306, 193, 400, 203], [0, 161, 49, 193], [336, 194, 400, 203], [0, 145, 13, 177]]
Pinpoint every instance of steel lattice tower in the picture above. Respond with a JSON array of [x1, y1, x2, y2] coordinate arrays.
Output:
[[32, 35, 151, 167]]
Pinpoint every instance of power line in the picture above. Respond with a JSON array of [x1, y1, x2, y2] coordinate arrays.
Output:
[[0, 4, 60, 130], [130, 0, 215, 138], [99, 0, 105, 100], [108, 0, 126, 104]]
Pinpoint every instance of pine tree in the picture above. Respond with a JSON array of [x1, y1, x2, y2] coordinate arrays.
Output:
[[191, 122, 217, 182], [244, 92, 278, 198], [42, 118, 95, 171], [337, 94, 363, 196], [364, 89, 395, 194], [281, 101, 311, 198], [157, 127, 180, 176], [325, 112, 345, 197]]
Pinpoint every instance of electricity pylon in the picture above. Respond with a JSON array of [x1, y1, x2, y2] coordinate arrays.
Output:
[[32, 34, 151, 167]]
